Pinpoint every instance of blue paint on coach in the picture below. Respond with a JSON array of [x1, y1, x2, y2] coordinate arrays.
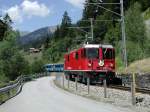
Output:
[[53, 64, 64, 72], [44, 64, 64, 72], [44, 64, 54, 72]]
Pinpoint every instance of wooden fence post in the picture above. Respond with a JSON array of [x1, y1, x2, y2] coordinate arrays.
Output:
[[104, 79, 107, 98], [62, 74, 64, 88], [131, 73, 136, 105], [87, 77, 90, 94], [67, 75, 70, 89], [75, 76, 78, 91]]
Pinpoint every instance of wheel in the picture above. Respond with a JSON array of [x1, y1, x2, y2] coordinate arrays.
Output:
[[112, 77, 122, 85]]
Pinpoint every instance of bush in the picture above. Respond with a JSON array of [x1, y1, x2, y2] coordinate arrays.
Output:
[[31, 59, 44, 73], [126, 41, 143, 63], [0, 40, 30, 80]]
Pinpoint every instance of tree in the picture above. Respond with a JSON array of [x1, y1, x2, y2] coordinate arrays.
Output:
[[8, 53, 29, 80], [60, 11, 72, 37], [61, 11, 71, 26], [138, 0, 150, 11], [104, 23, 120, 45], [125, 2, 146, 48], [31, 59, 44, 73], [53, 26, 60, 39], [44, 37, 50, 49], [125, 2, 148, 63], [0, 13, 13, 41], [0, 30, 30, 80], [3, 13, 12, 27]]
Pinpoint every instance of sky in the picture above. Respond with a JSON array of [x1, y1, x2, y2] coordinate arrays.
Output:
[[0, 0, 85, 32]]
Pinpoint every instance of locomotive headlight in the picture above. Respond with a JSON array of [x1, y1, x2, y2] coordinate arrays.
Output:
[[99, 60, 104, 66], [88, 63, 92, 67], [110, 63, 113, 67]]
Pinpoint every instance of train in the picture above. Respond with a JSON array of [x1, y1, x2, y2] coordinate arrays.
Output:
[[44, 44, 121, 85], [44, 64, 64, 72], [64, 44, 121, 84]]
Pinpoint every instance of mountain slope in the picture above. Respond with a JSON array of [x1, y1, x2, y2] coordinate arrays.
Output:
[[19, 26, 56, 48]]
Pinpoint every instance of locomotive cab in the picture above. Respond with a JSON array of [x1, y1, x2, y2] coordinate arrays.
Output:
[[82, 44, 115, 72]]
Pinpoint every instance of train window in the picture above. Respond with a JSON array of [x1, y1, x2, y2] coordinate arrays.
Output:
[[67, 55, 69, 61], [86, 48, 99, 59], [81, 49, 86, 58], [103, 48, 114, 59], [75, 52, 79, 60]]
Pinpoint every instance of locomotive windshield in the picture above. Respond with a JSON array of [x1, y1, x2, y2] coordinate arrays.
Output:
[[86, 48, 99, 59], [103, 48, 114, 59]]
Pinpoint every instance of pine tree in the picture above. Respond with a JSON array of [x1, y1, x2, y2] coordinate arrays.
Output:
[[60, 11, 72, 38], [0, 13, 13, 41], [53, 26, 60, 39], [3, 13, 13, 27]]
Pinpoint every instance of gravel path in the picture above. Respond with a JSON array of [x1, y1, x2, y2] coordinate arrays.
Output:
[[0, 76, 135, 112]]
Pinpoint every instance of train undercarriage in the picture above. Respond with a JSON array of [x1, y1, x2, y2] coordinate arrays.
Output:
[[64, 71, 122, 85]]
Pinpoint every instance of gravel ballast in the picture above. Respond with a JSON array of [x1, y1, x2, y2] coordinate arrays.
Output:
[[55, 73, 150, 112]]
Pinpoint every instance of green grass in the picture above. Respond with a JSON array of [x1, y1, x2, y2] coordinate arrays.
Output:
[[116, 57, 150, 74], [126, 58, 150, 73], [0, 87, 18, 103]]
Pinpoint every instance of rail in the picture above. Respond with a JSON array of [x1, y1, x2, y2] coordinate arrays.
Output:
[[109, 85, 150, 95]]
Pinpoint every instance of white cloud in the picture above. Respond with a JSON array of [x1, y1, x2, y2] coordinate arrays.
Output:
[[4, 0, 51, 23], [65, 0, 85, 8], [21, 0, 50, 17], [5, 5, 23, 23]]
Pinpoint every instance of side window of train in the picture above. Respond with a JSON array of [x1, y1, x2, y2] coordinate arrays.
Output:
[[103, 48, 114, 59], [75, 52, 78, 60], [67, 55, 69, 61], [112, 50, 115, 58], [81, 49, 86, 58]]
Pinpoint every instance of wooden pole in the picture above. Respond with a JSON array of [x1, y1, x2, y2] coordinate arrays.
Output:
[[131, 73, 136, 105], [87, 77, 90, 94], [75, 76, 78, 91], [67, 75, 70, 89], [104, 79, 107, 98], [62, 74, 64, 88]]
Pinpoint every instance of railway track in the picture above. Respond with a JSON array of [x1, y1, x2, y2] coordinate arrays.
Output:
[[108, 85, 150, 95]]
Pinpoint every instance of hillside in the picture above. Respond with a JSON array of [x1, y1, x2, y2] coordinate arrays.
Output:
[[125, 58, 150, 73], [23, 52, 43, 64], [18, 26, 56, 48], [20, 31, 30, 36]]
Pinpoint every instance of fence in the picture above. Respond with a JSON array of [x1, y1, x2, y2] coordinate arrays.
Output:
[[0, 72, 49, 105], [55, 73, 150, 107]]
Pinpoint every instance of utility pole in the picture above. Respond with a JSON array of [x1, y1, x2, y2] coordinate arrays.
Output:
[[90, 18, 94, 41], [87, 0, 128, 68], [120, 0, 127, 68]]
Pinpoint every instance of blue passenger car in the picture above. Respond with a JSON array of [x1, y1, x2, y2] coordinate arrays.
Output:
[[53, 64, 64, 72], [44, 64, 54, 72], [44, 64, 64, 72]]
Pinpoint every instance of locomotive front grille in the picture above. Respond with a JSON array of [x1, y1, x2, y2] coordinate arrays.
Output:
[[97, 67, 100, 69]]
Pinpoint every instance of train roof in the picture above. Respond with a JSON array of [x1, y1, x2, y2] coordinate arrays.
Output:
[[65, 44, 114, 55], [45, 63, 63, 66], [83, 44, 113, 48]]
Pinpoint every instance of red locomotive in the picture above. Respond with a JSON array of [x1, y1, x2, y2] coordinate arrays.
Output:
[[64, 44, 118, 84]]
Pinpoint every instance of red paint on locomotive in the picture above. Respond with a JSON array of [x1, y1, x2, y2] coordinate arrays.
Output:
[[64, 44, 116, 84]]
